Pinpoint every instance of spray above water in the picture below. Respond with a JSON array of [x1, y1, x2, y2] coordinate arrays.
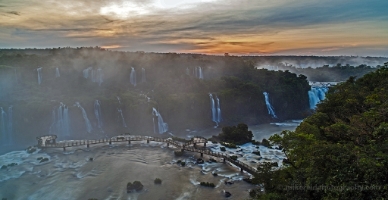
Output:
[[263, 92, 277, 118], [152, 108, 168, 134], [75, 102, 92, 133]]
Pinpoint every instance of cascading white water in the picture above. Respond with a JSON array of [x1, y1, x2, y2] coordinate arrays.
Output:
[[0, 107, 12, 145], [37, 67, 42, 85], [130, 67, 137, 86], [94, 100, 103, 129], [0, 107, 7, 145], [216, 96, 222, 123], [55, 68, 60, 78], [117, 96, 121, 104], [117, 108, 127, 128], [91, 69, 103, 86], [152, 108, 168, 134], [198, 67, 204, 79], [75, 102, 92, 133], [209, 94, 221, 126], [308, 86, 329, 109], [193, 66, 204, 79], [7, 106, 12, 144], [263, 92, 277, 118], [50, 103, 70, 137], [83, 67, 92, 78], [97, 69, 103, 86], [141, 68, 146, 83]]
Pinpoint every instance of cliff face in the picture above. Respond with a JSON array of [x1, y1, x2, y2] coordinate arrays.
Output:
[[0, 49, 311, 151]]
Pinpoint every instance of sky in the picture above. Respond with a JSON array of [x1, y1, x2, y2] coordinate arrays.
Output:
[[0, 0, 388, 56]]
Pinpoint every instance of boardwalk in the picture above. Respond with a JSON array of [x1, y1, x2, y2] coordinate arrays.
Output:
[[36, 134, 258, 176]]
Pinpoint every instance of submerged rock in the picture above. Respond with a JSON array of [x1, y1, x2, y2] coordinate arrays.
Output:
[[127, 181, 144, 193]]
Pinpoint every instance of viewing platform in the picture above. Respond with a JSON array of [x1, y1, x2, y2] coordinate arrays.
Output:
[[36, 134, 258, 176]]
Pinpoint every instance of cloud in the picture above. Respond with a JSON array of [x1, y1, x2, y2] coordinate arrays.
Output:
[[0, 0, 387, 56]]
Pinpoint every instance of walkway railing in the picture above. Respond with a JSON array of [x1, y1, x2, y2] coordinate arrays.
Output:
[[38, 135, 258, 175]]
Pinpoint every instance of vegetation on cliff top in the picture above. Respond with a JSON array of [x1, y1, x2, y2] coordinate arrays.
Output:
[[252, 67, 388, 199]]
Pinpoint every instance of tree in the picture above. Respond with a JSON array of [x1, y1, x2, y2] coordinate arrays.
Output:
[[255, 67, 388, 199]]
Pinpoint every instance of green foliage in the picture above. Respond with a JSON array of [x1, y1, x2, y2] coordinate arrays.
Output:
[[217, 123, 253, 145], [256, 67, 388, 199]]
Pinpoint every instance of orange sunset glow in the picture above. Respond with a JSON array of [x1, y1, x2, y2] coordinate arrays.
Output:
[[1, 0, 387, 56]]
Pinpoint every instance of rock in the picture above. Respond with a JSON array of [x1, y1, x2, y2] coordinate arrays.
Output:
[[224, 191, 232, 197], [224, 180, 234, 185], [154, 178, 162, 184], [209, 158, 217, 163], [89, 157, 93, 161], [39, 158, 49, 163], [196, 158, 204, 164], [212, 172, 218, 176], [127, 181, 144, 193]]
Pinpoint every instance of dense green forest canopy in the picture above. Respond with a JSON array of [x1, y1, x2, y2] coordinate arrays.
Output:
[[253, 67, 388, 199]]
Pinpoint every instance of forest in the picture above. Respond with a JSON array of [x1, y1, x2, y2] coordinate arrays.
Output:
[[252, 67, 388, 199]]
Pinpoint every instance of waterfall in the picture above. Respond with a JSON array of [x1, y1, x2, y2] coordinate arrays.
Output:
[[308, 86, 329, 109], [50, 103, 70, 137], [130, 67, 137, 86], [55, 68, 60, 78], [141, 68, 146, 83], [117, 96, 121, 104], [75, 102, 92, 133], [37, 67, 42, 85], [63, 105, 70, 136], [216, 96, 222, 123], [152, 108, 168, 134], [0, 107, 11, 145], [97, 69, 103, 86], [91, 69, 103, 86], [193, 66, 204, 79], [7, 106, 12, 144], [198, 67, 204, 79], [117, 108, 127, 128], [209, 94, 221, 126], [263, 92, 277, 118], [94, 100, 103, 129], [83, 67, 92, 78]]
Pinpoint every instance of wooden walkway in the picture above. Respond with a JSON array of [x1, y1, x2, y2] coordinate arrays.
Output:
[[37, 135, 258, 176]]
